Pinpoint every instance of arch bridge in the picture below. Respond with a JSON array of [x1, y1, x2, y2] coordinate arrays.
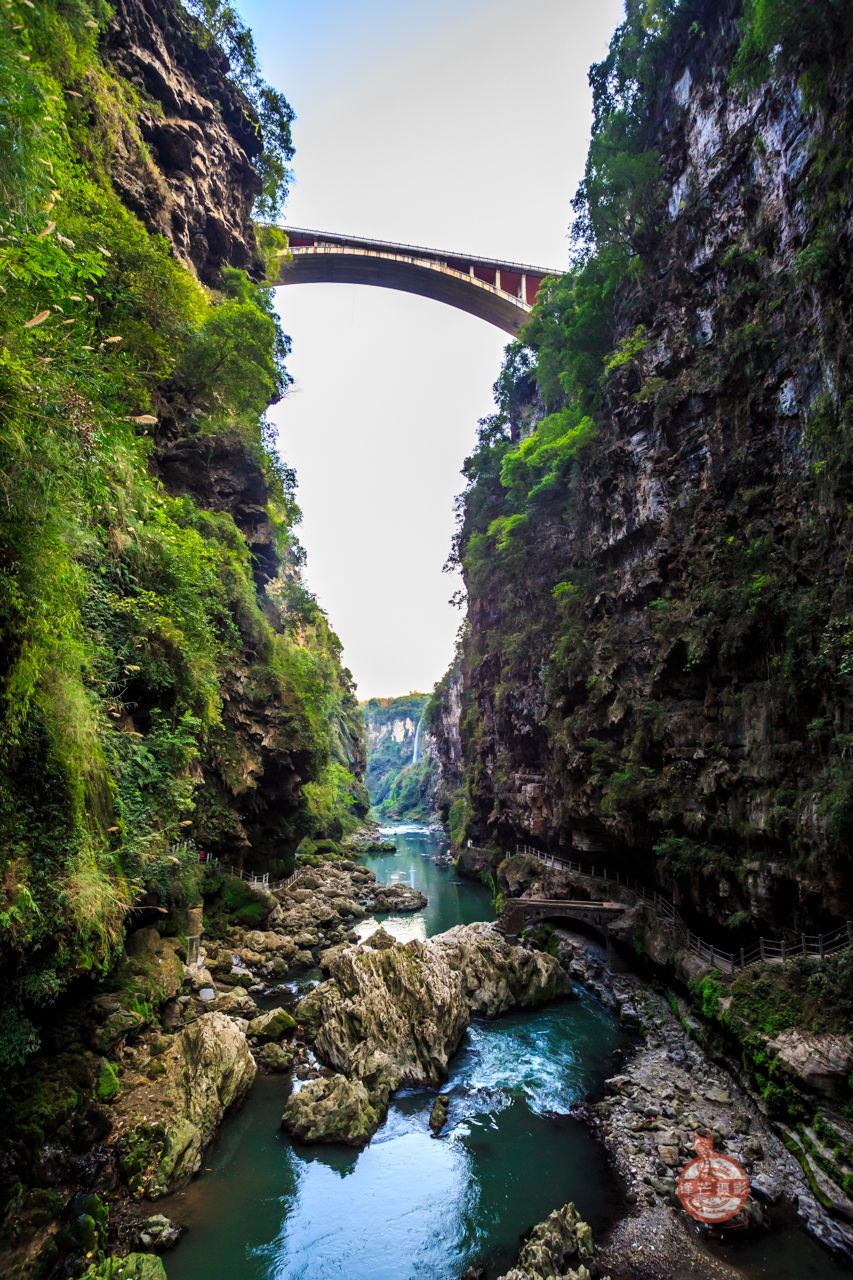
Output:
[[272, 226, 558, 335], [498, 897, 627, 939]]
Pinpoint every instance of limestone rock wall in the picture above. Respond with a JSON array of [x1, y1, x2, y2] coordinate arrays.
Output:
[[104, 0, 264, 283], [438, 0, 853, 941]]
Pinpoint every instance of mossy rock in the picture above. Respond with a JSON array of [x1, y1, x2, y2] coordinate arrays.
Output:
[[258, 1042, 296, 1072], [216, 875, 268, 926], [281, 1074, 379, 1146], [82, 1254, 167, 1280], [313, 839, 342, 857], [125, 929, 183, 1005], [247, 1008, 296, 1040]]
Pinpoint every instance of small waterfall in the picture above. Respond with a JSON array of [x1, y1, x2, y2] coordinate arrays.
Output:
[[411, 716, 422, 765]]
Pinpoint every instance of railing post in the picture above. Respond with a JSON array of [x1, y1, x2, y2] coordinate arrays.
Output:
[[740, 947, 745, 970], [802, 933, 807, 956], [759, 938, 765, 962], [781, 938, 786, 962], [820, 933, 825, 960]]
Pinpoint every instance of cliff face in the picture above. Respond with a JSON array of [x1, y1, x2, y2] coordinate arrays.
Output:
[[0, 0, 365, 1071], [362, 694, 437, 819], [424, 659, 464, 824], [104, 0, 264, 282], [441, 0, 853, 942]]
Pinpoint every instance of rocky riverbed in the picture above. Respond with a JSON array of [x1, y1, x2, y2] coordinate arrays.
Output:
[[553, 928, 853, 1276]]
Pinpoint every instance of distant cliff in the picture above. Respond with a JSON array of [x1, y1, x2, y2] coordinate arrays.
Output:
[[362, 694, 438, 819]]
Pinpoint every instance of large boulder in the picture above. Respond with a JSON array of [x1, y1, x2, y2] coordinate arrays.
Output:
[[282, 1075, 378, 1146], [292, 924, 571, 1145], [296, 937, 469, 1094], [497, 1202, 600, 1280], [113, 1011, 256, 1198], [431, 921, 573, 1016], [247, 1007, 296, 1039], [370, 883, 427, 913], [765, 1029, 853, 1097]]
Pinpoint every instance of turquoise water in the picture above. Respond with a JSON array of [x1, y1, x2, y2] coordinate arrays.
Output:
[[157, 827, 849, 1279], [159, 827, 629, 1280]]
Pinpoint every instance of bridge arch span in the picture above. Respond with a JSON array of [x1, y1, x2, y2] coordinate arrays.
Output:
[[498, 898, 627, 940], [270, 226, 558, 336]]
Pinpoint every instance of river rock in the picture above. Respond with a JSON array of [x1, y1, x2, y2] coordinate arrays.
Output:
[[113, 1011, 256, 1198], [431, 921, 573, 1016], [370, 883, 427, 913], [750, 1172, 782, 1204], [296, 937, 469, 1096], [259, 1041, 296, 1072], [292, 923, 571, 1144], [282, 1075, 379, 1146], [211, 990, 259, 1018], [246, 1007, 296, 1039], [429, 1094, 450, 1134], [365, 925, 397, 950], [497, 1201, 599, 1280], [137, 1214, 182, 1250]]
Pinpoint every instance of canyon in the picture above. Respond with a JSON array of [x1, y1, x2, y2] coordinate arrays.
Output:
[[3, 0, 853, 1278]]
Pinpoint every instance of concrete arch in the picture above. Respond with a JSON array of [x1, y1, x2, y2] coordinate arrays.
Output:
[[271, 227, 559, 336]]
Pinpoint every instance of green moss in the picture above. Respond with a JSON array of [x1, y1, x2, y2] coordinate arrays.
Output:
[[96, 1059, 120, 1103], [0, 0, 366, 1067]]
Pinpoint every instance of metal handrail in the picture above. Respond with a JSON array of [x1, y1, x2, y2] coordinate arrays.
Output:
[[513, 844, 853, 975], [254, 221, 561, 276]]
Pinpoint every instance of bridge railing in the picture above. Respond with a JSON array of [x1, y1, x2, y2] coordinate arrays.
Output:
[[513, 844, 853, 976], [220, 864, 303, 895]]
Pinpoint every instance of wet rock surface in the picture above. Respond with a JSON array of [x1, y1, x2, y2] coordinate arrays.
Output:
[[497, 1201, 601, 1280], [289, 921, 570, 1144]]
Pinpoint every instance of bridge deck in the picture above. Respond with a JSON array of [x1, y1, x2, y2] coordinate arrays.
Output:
[[270, 225, 560, 335]]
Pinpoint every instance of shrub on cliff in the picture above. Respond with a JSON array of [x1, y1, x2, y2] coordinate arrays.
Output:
[[0, 0, 364, 1065]]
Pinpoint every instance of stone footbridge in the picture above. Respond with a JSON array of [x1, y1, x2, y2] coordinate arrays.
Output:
[[498, 897, 627, 938]]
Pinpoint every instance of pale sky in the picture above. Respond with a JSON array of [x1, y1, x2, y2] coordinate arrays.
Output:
[[239, 0, 624, 699]]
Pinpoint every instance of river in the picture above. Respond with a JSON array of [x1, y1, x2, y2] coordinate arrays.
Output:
[[158, 826, 852, 1280], [160, 826, 630, 1279]]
